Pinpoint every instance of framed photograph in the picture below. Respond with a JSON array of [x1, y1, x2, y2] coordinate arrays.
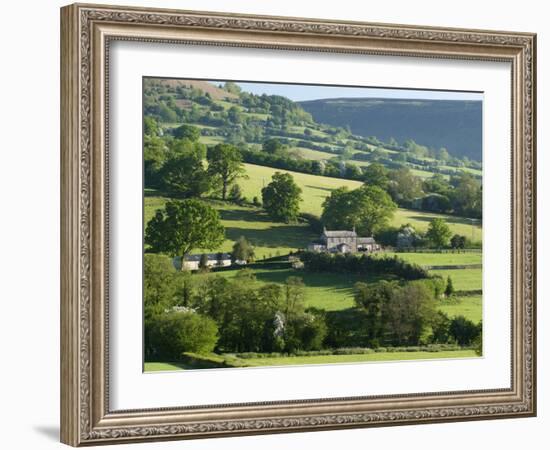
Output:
[[60, 3, 537, 446]]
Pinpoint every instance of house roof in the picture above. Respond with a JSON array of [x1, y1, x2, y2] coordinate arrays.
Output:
[[323, 230, 357, 238], [357, 237, 376, 244], [184, 253, 231, 262]]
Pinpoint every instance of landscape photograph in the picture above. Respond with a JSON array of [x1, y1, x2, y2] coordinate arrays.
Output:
[[142, 78, 483, 371]]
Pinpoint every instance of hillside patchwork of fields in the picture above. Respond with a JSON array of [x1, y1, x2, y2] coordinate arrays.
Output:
[[143, 78, 484, 370], [145, 158, 482, 257], [239, 163, 363, 216]]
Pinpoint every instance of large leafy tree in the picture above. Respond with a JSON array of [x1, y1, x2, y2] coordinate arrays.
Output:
[[387, 167, 423, 204], [144, 134, 168, 188], [449, 316, 481, 346], [223, 81, 242, 95], [262, 138, 285, 155], [231, 236, 255, 263], [145, 199, 225, 262], [195, 275, 282, 353], [168, 138, 206, 160], [144, 116, 159, 137], [144, 135, 166, 172], [362, 162, 390, 190], [207, 144, 246, 200], [354, 280, 395, 345], [384, 282, 437, 346], [173, 124, 200, 141], [143, 254, 179, 320], [354, 280, 438, 346], [261, 172, 302, 222], [449, 172, 482, 218], [227, 106, 243, 124], [423, 173, 451, 197], [321, 185, 396, 236], [145, 311, 219, 359], [425, 218, 452, 249], [450, 234, 467, 251], [160, 151, 210, 198]]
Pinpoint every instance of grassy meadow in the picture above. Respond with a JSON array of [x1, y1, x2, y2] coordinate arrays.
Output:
[[240, 163, 363, 216], [144, 349, 478, 372], [199, 266, 388, 311], [380, 251, 482, 267], [194, 263, 482, 318], [234, 350, 478, 367], [429, 268, 482, 291], [438, 295, 482, 324], [392, 208, 482, 243]]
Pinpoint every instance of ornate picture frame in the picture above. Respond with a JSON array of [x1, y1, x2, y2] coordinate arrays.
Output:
[[60, 3, 536, 446]]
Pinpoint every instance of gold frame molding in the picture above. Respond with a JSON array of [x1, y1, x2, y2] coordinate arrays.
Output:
[[60, 3, 537, 446]]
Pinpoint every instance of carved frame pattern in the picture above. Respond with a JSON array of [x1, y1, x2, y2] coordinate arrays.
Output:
[[60, 3, 536, 446]]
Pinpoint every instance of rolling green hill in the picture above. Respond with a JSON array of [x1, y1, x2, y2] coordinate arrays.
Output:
[[240, 163, 363, 216], [144, 78, 483, 179], [300, 97, 482, 161]]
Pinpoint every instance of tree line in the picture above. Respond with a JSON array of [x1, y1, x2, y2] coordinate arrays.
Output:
[[300, 252, 430, 280], [144, 256, 327, 359], [326, 280, 481, 349], [144, 254, 481, 360], [145, 115, 481, 221]]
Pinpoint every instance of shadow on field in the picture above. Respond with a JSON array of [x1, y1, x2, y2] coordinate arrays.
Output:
[[219, 207, 273, 223], [304, 184, 334, 192], [253, 268, 384, 294], [224, 225, 315, 249]]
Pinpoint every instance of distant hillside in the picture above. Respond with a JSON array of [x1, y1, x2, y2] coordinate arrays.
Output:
[[299, 98, 482, 161], [145, 78, 238, 101]]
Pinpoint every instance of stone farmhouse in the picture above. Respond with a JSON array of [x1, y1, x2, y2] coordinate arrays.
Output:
[[308, 227, 380, 254]]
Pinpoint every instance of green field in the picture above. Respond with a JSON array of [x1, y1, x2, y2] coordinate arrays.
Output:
[[145, 349, 477, 371], [241, 350, 477, 366], [215, 264, 481, 314], [206, 266, 386, 311], [215, 99, 236, 110], [295, 147, 337, 161], [392, 208, 482, 243], [244, 112, 270, 121], [288, 126, 329, 138], [144, 362, 189, 371], [350, 159, 370, 167], [430, 268, 482, 291], [241, 164, 483, 242], [198, 135, 224, 145], [381, 251, 482, 266], [145, 190, 482, 315], [239, 163, 363, 216], [410, 168, 449, 180], [438, 295, 482, 323], [442, 165, 483, 177]]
